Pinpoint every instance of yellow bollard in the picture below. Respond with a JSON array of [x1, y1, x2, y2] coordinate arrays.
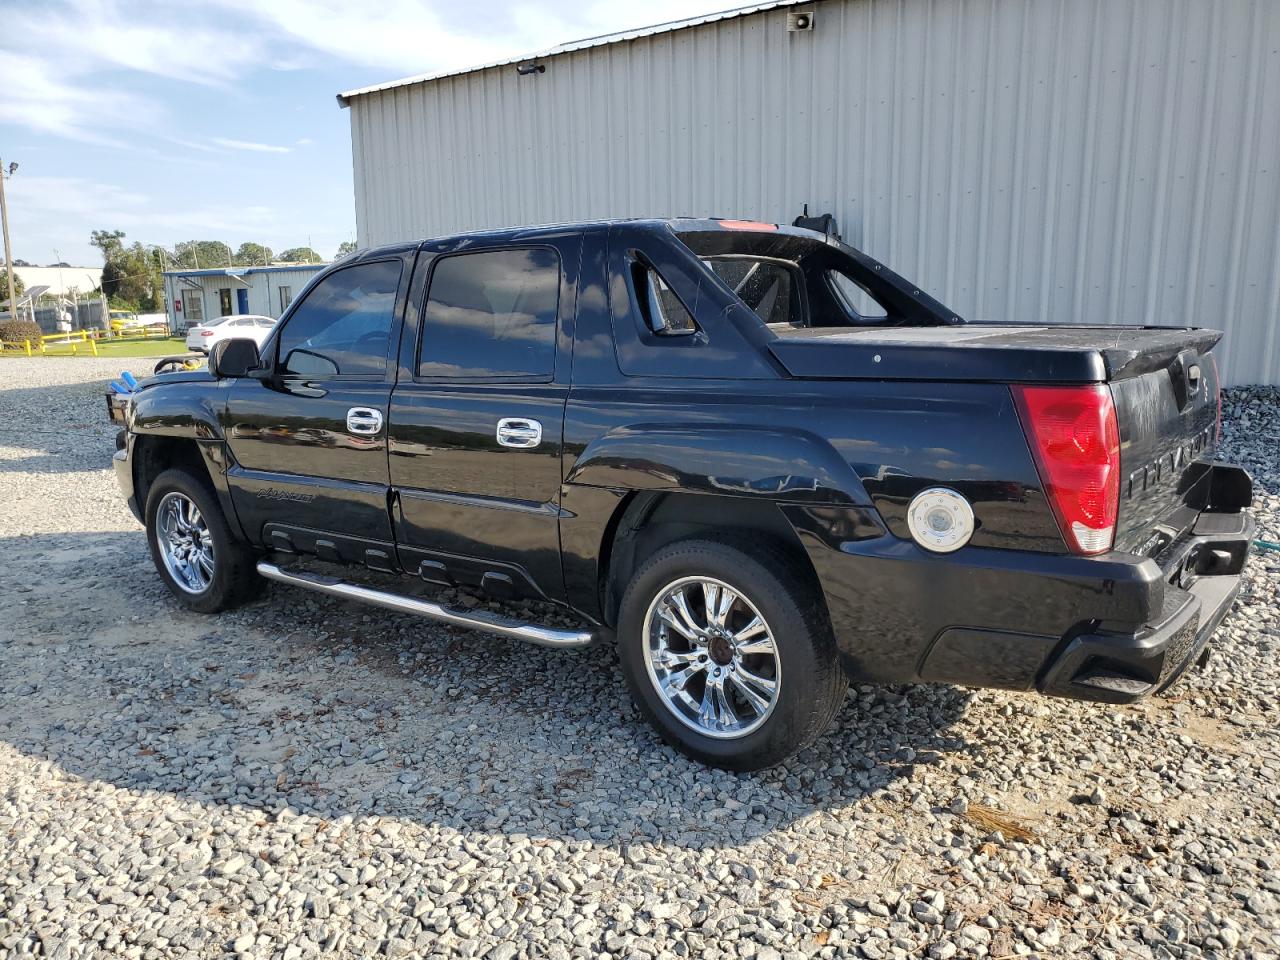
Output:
[[89, 338, 98, 356], [24, 339, 32, 356]]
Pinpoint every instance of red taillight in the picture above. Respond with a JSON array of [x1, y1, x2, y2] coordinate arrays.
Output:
[[1013, 384, 1121, 555], [201, 330, 214, 336]]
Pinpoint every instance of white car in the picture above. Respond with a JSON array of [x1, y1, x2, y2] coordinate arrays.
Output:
[[186, 315, 277, 354]]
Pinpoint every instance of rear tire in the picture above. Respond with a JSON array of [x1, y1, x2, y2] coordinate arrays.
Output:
[[617, 537, 847, 771], [145, 467, 261, 613]]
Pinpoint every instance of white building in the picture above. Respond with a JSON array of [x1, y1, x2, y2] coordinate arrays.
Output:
[[338, 0, 1280, 385], [14, 265, 102, 299], [163, 264, 327, 330]]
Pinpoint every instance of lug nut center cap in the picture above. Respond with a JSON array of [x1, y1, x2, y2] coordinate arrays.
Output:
[[707, 634, 734, 666]]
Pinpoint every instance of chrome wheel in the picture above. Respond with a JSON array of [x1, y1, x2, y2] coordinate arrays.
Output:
[[642, 576, 781, 739], [155, 492, 215, 594]]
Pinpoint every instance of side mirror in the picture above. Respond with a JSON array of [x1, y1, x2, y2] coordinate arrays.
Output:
[[210, 338, 261, 378]]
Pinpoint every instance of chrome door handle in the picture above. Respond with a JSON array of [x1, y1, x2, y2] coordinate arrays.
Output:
[[346, 407, 384, 435], [496, 417, 543, 448]]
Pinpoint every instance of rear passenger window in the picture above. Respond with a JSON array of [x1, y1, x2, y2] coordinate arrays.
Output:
[[418, 248, 560, 379], [634, 263, 698, 336], [278, 260, 401, 377]]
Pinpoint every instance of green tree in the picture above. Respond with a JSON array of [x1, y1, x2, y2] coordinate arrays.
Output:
[[0, 266, 25, 305], [172, 240, 233, 270], [335, 240, 357, 259], [90, 230, 164, 310], [279, 246, 322, 264], [234, 242, 274, 266]]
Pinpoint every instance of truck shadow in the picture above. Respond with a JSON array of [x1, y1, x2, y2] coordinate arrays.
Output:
[[1, 529, 975, 853]]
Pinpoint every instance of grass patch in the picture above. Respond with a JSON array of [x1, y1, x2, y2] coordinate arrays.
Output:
[[3, 336, 193, 359]]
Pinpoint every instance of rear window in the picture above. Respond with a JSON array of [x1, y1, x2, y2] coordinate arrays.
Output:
[[703, 257, 800, 326]]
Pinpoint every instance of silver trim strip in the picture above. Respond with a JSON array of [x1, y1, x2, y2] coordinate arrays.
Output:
[[256, 561, 594, 649]]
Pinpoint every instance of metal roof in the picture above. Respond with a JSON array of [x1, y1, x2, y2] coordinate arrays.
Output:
[[336, 0, 815, 106]]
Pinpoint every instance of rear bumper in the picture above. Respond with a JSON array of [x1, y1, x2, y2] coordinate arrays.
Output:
[[1036, 508, 1252, 702], [791, 464, 1254, 704]]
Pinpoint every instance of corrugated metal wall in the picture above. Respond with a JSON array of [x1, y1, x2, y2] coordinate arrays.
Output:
[[347, 0, 1280, 384]]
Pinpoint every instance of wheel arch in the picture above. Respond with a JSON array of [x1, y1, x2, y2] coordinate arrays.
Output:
[[132, 435, 244, 539], [598, 491, 826, 628]]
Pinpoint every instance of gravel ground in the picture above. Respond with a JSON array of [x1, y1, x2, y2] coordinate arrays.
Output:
[[1, 357, 1277, 960]]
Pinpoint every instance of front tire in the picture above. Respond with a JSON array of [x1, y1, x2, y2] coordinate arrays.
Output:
[[145, 467, 261, 613], [617, 538, 848, 771]]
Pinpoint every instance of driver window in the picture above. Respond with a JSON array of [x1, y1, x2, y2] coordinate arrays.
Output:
[[276, 260, 402, 377]]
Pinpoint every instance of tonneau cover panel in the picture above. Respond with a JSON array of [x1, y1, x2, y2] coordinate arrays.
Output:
[[768, 324, 1223, 384]]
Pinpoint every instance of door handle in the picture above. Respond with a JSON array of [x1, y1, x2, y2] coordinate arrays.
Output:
[[346, 407, 384, 435], [496, 417, 543, 449]]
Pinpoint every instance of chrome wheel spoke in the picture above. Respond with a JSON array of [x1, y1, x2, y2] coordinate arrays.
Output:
[[735, 622, 775, 658], [658, 604, 699, 642], [697, 680, 719, 727], [728, 671, 771, 716], [711, 679, 739, 728], [195, 550, 214, 578], [660, 661, 706, 699], [702, 582, 721, 629], [668, 588, 703, 639], [654, 647, 703, 670], [706, 584, 736, 630], [734, 664, 777, 699]]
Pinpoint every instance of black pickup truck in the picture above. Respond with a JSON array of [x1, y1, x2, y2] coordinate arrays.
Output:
[[109, 218, 1254, 770]]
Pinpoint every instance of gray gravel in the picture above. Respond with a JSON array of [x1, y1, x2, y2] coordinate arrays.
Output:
[[1, 357, 1277, 959]]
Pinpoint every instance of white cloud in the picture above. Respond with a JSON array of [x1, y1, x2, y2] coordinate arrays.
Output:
[[212, 138, 293, 154], [6, 174, 283, 255], [0, 52, 148, 146], [0, 0, 747, 144], [4, 0, 262, 85]]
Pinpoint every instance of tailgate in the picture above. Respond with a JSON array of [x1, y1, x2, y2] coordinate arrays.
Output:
[[1111, 347, 1220, 555]]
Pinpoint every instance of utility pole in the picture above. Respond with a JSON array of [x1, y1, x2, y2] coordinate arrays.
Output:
[[0, 158, 17, 321]]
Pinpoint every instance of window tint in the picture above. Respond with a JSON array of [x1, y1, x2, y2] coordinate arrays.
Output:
[[828, 271, 888, 321], [278, 259, 401, 377], [634, 263, 697, 336], [418, 248, 560, 379], [704, 257, 798, 326]]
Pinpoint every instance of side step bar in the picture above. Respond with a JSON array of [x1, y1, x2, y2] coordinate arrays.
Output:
[[256, 561, 596, 649]]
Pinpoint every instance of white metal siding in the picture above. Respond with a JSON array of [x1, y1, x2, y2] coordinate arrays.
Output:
[[347, 0, 1280, 384]]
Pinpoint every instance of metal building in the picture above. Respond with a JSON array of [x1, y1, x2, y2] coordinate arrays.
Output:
[[339, 0, 1280, 385], [163, 264, 326, 331]]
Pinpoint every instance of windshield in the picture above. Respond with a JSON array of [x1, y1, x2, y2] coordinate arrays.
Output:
[[205, 316, 231, 327]]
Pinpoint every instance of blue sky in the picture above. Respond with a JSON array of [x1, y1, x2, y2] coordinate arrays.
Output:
[[0, 0, 735, 266]]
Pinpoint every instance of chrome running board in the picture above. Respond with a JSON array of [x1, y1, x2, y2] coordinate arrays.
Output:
[[256, 561, 595, 649]]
